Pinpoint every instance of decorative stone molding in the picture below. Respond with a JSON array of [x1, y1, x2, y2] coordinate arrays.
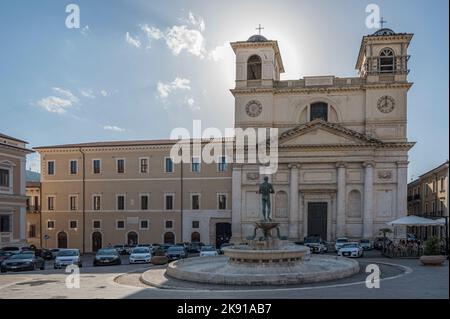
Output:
[[362, 161, 376, 168], [336, 162, 347, 168], [378, 170, 392, 180], [246, 172, 259, 181], [396, 160, 409, 167], [287, 163, 300, 169]]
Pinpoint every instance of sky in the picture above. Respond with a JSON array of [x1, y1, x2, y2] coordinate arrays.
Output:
[[0, 0, 448, 180]]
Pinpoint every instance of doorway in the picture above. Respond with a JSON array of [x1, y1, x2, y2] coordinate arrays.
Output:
[[92, 232, 102, 252], [57, 231, 68, 248], [307, 202, 328, 240], [215, 222, 231, 248]]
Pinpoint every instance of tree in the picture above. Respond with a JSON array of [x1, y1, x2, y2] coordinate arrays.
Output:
[[379, 228, 393, 240]]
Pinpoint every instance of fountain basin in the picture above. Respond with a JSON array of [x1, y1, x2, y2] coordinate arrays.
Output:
[[166, 251, 359, 286], [223, 245, 308, 264]]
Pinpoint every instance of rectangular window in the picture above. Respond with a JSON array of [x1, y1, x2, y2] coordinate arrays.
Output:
[[93, 159, 101, 174], [140, 158, 149, 173], [69, 220, 77, 229], [165, 220, 173, 229], [141, 195, 149, 210], [140, 220, 149, 229], [165, 157, 174, 173], [116, 220, 125, 229], [432, 181, 436, 193], [218, 194, 227, 210], [440, 178, 445, 192], [69, 196, 77, 211], [47, 161, 55, 175], [310, 102, 328, 121], [29, 224, 37, 238], [93, 220, 101, 229], [192, 221, 199, 229], [165, 194, 174, 210], [0, 215, 11, 232], [117, 195, 125, 210], [218, 156, 227, 172], [191, 194, 200, 210], [117, 159, 125, 174], [48, 196, 55, 211], [70, 160, 77, 175], [0, 168, 9, 187], [93, 195, 101, 211], [47, 220, 55, 229], [191, 157, 201, 172]]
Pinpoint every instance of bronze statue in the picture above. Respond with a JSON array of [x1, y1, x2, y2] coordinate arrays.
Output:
[[258, 176, 275, 221]]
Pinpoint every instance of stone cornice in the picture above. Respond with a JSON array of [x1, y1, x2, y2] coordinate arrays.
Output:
[[230, 82, 412, 96]]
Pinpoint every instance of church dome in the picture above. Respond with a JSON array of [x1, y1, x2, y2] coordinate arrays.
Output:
[[247, 34, 269, 42], [372, 28, 395, 36]]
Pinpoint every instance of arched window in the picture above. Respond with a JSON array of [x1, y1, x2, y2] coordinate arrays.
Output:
[[247, 55, 262, 80], [191, 232, 200, 243], [310, 102, 328, 121], [164, 232, 175, 244], [379, 48, 394, 73]]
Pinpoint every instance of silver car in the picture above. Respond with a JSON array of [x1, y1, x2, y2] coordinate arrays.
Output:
[[54, 249, 82, 269]]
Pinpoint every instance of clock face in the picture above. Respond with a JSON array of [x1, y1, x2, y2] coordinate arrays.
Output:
[[377, 95, 395, 113], [245, 100, 262, 117]]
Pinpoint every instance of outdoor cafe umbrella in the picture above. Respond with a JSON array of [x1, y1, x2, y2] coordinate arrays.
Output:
[[387, 215, 445, 226]]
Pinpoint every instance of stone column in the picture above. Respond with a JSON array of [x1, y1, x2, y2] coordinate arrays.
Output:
[[336, 162, 347, 238], [396, 161, 409, 219], [20, 158, 26, 241], [363, 161, 375, 238], [288, 164, 299, 239], [231, 165, 242, 243]]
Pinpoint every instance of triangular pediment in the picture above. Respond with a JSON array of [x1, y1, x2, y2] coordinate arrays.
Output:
[[279, 119, 383, 146]]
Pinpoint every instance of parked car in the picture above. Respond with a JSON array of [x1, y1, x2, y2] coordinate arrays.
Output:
[[0, 246, 22, 255], [188, 242, 204, 253], [137, 244, 154, 253], [34, 248, 53, 260], [93, 249, 122, 266], [54, 249, 82, 269], [304, 236, 328, 254], [359, 239, 373, 250], [166, 246, 188, 261], [129, 247, 152, 264], [1, 252, 45, 272], [334, 238, 349, 252], [199, 246, 219, 257], [218, 242, 234, 254], [337, 243, 364, 258], [0, 251, 13, 263], [114, 245, 127, 255], [50, 248, 61, 259]]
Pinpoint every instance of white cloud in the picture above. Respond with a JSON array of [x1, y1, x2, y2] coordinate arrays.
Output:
[[165, 25, 205, 57], [125, 32, 141, 48], [186, 97, 200, 111], [37, 96, 73, 114], [141, 24, 163, 40], [188, 11, 205, 32], [80, 89, 95, 99], [36, 87, 79, 114], [51, 87, 78, 103], [80, 25, 89, 36], [103, 125, 126, 132], [100, 90, 109, 97], [156, 77, 191, 99], [208, 42, 230, 61]]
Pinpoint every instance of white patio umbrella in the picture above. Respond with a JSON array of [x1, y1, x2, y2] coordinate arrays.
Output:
[[387, 215, 444, 226]]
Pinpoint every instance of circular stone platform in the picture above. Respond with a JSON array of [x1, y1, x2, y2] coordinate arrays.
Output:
[[164, 254, 359, 286]]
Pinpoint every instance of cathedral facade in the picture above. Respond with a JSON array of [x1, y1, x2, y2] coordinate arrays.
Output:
[[230, 29, 414, 243]]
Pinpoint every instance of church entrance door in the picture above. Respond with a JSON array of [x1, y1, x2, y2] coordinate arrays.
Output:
[[307, 202, 327, 240]]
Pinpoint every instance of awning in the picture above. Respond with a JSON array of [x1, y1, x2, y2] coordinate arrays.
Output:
[[387, 215, 446, 226]]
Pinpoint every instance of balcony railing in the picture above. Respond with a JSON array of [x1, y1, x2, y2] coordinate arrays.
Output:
[[26, 205, 40, 212]]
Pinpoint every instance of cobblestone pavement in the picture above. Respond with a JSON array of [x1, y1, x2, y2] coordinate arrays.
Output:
[[0, 253, 448, 299]]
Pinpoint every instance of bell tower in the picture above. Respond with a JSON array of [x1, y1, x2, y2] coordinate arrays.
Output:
[[230, 33, 285, 89], [356, 28, 413, 83]]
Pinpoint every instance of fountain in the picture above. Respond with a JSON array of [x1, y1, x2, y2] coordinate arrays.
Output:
[[161, 178, 359, 286]]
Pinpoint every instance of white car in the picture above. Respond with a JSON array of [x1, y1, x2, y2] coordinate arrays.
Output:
[[334, 237, 349, 252], [337, 243, 364, 258], [199, 246, 218, 257], [54, 249, 82, 269], [129, 247, 152, 264], [359, 239, 373, 250]]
